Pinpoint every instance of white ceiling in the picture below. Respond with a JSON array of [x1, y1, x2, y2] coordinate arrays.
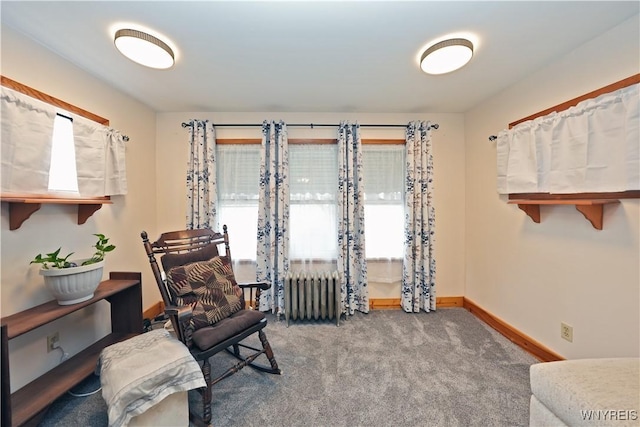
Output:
[[1, 1, 638, 114]]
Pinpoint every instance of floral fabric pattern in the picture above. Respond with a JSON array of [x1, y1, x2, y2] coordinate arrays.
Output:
[[337, 121, 369, 315], [256, 120, 290, 313], [186, 120, 217, 230], [402, 121, 436, 312]]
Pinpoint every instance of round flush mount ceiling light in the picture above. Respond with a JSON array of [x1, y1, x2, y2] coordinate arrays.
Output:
[[114, 29, 175, 69], [420, 38, 473, 75]]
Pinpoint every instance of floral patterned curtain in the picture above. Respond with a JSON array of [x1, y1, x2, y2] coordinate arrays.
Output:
[[257, 120, 290, 313], [337, 121, 369, 315], [402, 121, 436, 312], [186, 120, 217, 230]]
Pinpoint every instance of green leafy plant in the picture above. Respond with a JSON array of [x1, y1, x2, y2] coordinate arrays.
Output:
[[83, 234, 116, 265], [30, 234, 116, 269]]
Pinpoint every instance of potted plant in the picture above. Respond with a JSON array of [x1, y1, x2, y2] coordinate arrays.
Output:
[[30, 234, 116, 305]]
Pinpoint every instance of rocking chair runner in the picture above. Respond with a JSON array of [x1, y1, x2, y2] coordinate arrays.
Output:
[[141, 226, 281, 427]]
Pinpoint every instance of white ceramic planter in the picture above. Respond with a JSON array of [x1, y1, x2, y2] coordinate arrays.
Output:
[[40, 260, 104, 305]]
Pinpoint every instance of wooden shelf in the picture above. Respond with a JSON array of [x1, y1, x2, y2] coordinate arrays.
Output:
[[1, 273, 142, 427], [2, 279, 139, 340], [508, 199, 620, 230], [9, 333, 136, 426], [1, 194, 112, 230]]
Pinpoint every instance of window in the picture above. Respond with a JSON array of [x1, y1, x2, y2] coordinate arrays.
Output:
[[47, 114, 79, 194], [362, 145, 405, 259], [289, 144, 338, 261], [216, 144, 260, 260]]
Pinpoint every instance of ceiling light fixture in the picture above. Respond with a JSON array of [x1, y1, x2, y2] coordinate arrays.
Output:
[[420, 38, 473, 75], [114, 29, 175, 69]]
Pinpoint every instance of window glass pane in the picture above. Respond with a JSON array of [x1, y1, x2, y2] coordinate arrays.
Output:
[[218, 205, 258, 260], [217, 144, 260, 203], [290, 204, 337, 260], [363, 146, 404, 202], [364, 205, 404, 258], [216, 145, 260, 260], [290, 144, 338, 200], [362, 145, 405, 259], [48, 114, 78, 194]]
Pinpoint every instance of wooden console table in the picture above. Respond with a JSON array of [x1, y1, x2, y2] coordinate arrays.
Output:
[[1, 272, 142, 427]]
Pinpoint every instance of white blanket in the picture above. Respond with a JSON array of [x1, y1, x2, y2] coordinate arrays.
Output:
[[99, 328, 206, 427]]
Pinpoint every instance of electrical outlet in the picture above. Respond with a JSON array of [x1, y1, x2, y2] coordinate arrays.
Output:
[[561, 322, 573, 342], [47, 332, 59, 352]]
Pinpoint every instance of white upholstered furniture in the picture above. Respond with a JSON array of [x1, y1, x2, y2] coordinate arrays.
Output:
[[530, 358, 639, 427], [99, 328, 206, 427], [128, 391, 188, 426]]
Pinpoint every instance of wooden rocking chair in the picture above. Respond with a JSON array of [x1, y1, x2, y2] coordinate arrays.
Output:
[[141, 226, 281, 427]]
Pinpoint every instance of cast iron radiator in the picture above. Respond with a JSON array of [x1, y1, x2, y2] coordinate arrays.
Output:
[[283, 271, 341, 326]]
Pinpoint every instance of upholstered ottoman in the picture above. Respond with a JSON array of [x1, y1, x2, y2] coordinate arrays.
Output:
[[530, 358, 639, 427], [99, 329, 206, 427]]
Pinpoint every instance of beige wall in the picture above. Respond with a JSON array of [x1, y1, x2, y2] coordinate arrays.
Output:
[[155, 112, 466, 299], [464, 15, 640, 359], [1, 28, 159, 390]]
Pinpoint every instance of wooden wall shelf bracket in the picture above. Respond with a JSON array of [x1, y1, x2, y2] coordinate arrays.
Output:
[[508, 199, 620, 230], [7, 203, 41, 230], [77, 204, 104, 225], [1, 195, 112, 230], [514, 203, 540, 224]]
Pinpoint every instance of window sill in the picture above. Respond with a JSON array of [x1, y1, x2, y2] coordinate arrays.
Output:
[[1, 193, 112, 230]]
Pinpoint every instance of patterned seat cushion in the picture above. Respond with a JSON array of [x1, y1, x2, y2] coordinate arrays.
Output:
[[166, 255, 243, 330]]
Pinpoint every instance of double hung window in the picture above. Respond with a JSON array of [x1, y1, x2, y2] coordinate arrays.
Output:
[[362, 145, 405, 259], [216, 144, 261, 260], [289, 144, 338, 261]]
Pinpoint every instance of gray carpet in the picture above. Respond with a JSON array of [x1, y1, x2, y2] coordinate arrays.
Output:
[[39, 308, 538, 427]]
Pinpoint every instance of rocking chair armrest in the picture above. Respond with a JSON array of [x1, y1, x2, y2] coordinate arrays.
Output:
[[164, 304, 194, 346], [238, 281, 271, 291], [164, 304, 193, 321]]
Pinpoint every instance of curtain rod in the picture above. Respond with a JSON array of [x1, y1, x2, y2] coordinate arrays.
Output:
[[56, 112, 130, 141], [181, 122, 439, 130]]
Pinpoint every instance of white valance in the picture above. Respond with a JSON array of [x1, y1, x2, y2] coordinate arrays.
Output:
[[1, 87, 56, 193], [1, 86, 128, 197], [497, 83, 639, 194], [72, 116, 128, 196]]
